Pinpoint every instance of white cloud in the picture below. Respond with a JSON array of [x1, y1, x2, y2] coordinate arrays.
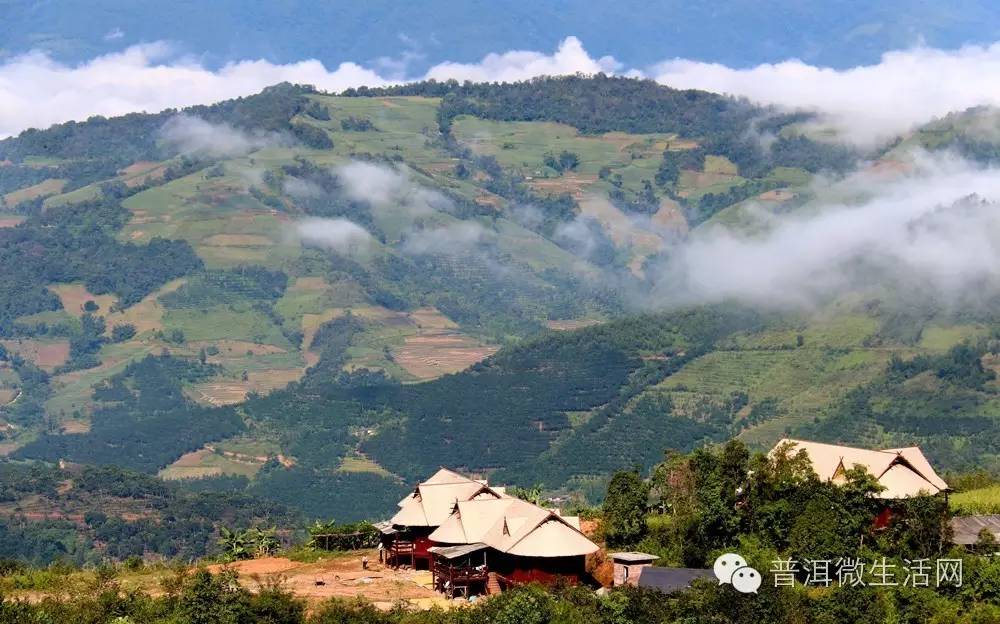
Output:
[[651, 43, 1000, 145], [651, 152, 1000, 308], [295, 217, 373, 256], [402, 221, 489, 255], [8, 36, 1000, 146], [423, 36, 619, 83], [159, 114, 287, 157], [335, 161, 452, 217], [0, 43, 389, 138]]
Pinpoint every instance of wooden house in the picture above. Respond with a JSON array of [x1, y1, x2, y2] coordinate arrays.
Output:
[[383, 468, 506, 569], [385, 468, 598, 595]]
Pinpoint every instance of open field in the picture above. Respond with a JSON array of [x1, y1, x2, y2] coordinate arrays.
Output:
[[49, 283, 118, 317], [338, 454, 395, 477], [159, 447, 265, 480], [0, 339, 70, 371], [44, 341, 156, 417], [393, 330, 497, 380], [951, 485, 1000, 515], [119, 160, 167, 187], [2, 178, 66, 206], [163, 305, 293, 348], [0, 214, 25, 228], [0, 389, 17, 406], [103, 278, 185, 335], [185, 368, 304, 406]]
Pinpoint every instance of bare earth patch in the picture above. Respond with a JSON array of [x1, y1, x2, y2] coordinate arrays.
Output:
[[60, 419, 91, 434], [105, 278, 186, 334], [527, 173, 598, 200], [2, 178, 67, 206], [119, 161, 166, 187], [394, 332, 497, 380], [0, 339, 70, 371], [187, 369, 303, 406], [0, 390, 16, 406], [205, 554, 448, 608], [545, 319, 603, 331], [758, 189, 796, 202], [0, 216, 25, 228], [49, 283, 118, 318]]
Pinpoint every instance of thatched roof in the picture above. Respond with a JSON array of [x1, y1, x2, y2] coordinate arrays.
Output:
[[430, 496, 598, 558], [391, 468, 505, 527], [772, 439, 948, 499]]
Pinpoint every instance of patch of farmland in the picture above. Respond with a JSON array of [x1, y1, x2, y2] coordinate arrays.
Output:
[[2, 178, 67, 206], [119, 161, 167, 187], [338, 454, 395, 477], [48, 283, 118, 317], [45, 341, 156, 416], [201, 233, 274, 247], [159, 447, 265, 480], [391, 308, 498, 380], [654, 346, 889, 446], [0, 389, 17, 406], [0, 339, 71, 371], [163, 305, 292, 347], [0, 215, 25, 228], [546, 319, 603, 331], [103, 278, 185, 335], [186, 368, 303, 406]]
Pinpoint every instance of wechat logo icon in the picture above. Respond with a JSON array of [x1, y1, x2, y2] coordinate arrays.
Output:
[[713, 553, 762, 594]]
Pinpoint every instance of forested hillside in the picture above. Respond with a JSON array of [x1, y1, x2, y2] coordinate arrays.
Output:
[[0, 76, 998, 540]]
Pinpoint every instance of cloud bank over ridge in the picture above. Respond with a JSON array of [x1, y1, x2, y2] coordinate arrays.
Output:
[[7, 37, 1000, 143]]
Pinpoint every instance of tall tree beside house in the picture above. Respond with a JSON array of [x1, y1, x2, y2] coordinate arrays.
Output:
[[602, 470, 650, 547]]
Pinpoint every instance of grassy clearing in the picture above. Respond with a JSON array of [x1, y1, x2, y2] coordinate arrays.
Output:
[[159, 447, 264, 480], [918, 324, 988, 351], [162, 304, 292, 348], [338, 454, 394, 477], [48, 283, 118, 318], [951, 485, 1000, 515], [452, 117, 672, 202], [45, 341, 155, 418], [119, 167, 300, 269]]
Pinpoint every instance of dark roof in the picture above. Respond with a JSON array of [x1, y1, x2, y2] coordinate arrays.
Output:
[[951, 515, 1000, 545], [637, 567, 714, 593], [427, 543, 489, 559]]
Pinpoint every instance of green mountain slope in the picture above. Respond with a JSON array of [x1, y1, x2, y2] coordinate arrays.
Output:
[[1, 77, 998, 521]]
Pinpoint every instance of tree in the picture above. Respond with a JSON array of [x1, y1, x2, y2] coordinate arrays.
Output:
[[178, 569, 251, 624], [603, 470, 650, 547], [83, 300, 99, 312], [111, 323, 137, 343], [509, 484, 544, 506]]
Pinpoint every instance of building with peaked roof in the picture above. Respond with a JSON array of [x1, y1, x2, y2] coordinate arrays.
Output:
[[384, 468, 506, 569], [428, 494, 598, 587], [771, 439, 949, 499], [382, 468, 598, 593]]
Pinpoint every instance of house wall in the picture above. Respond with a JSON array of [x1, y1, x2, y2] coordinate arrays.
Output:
[[613, 562, 652, 586], [487, 553, 589, 585]]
